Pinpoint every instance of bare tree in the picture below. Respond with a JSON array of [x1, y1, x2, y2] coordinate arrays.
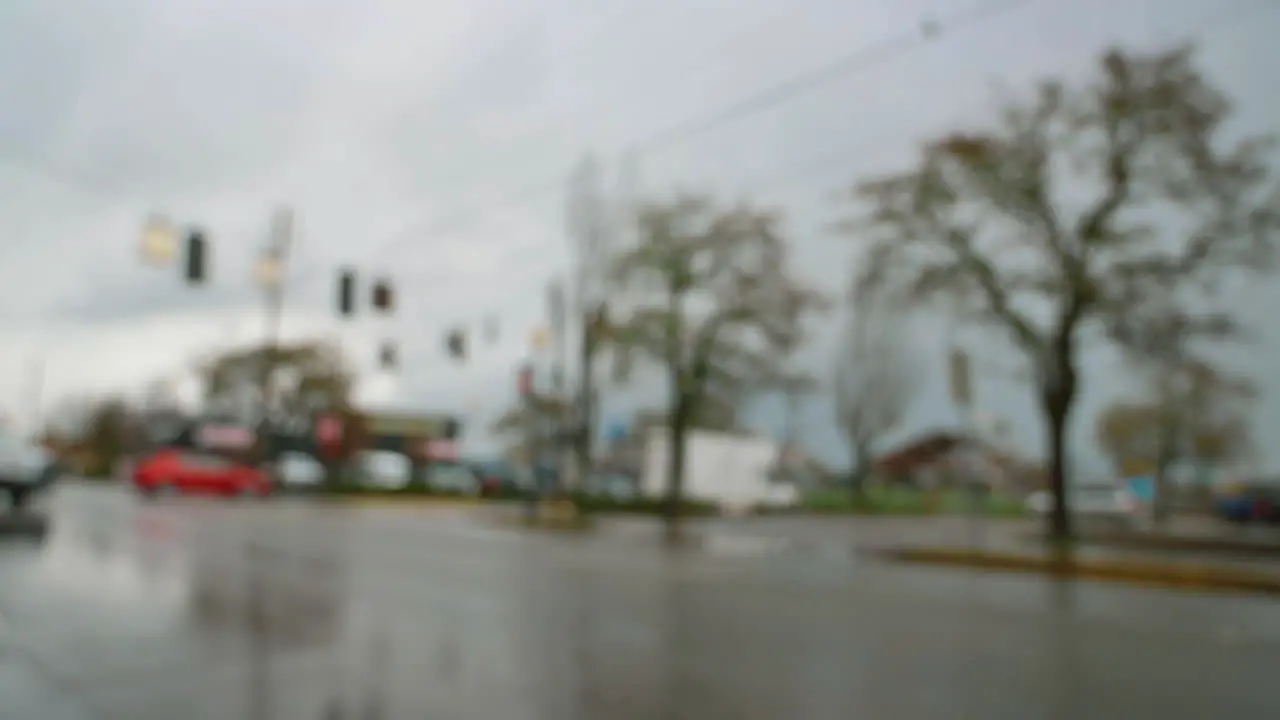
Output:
[[610, 195, 825, 531], [834, 296, 920, 499], [841, 45, 1280, 540]]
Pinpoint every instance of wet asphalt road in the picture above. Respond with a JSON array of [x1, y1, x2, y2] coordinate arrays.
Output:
[[2, 484, 1279, 719]]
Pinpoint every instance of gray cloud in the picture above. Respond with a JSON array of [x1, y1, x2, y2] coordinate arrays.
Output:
[[2, 0, 1279, 469]]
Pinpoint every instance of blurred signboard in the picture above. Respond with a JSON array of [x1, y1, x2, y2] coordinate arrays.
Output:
[[196, 424, 256, 450], [364, 413, 456, 438], [606, 420, 627, 445], [1126, 476, 1155, 504], [315, 415, 342, 444], [415, 439, 459, 462]]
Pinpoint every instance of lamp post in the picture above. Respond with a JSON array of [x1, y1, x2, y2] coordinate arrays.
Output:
[[254, 207, 294, 462]]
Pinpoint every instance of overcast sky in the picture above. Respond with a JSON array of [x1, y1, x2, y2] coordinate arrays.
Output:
[[2, 0, 1278, 470]]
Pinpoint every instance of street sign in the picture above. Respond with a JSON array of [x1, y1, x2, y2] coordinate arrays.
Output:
[[529, 327, 550, 352], [141, 215, 178, 267], [364, 412, 454, 437], [196, 424, 256, 450], [606, 421, 627, 444], [419, 439, 459, 462], [316, 415, 342, 444], [254, 254, 283, 288]]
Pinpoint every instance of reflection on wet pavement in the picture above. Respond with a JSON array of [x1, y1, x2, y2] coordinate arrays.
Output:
[[1, 485, 1279, 719]]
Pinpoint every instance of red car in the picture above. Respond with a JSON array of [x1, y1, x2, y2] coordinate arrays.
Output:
[[132, 449, 272, 498]]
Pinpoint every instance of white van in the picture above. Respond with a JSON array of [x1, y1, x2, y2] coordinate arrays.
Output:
[[0, 428, 61, 511], [355, 450, 413, 490]]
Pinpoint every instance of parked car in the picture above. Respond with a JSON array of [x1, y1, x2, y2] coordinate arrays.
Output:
[[1025, 483, 1139, 531], [429, 462, 481, 496], [1213, 481, 1280, 524], [583, 471, 638, 502], [132, 448, 272, 498], [354, 450, 413, 490], [468, 460, 524, 496], [0, 428, 62, 511], [275, 451, 326, 490]]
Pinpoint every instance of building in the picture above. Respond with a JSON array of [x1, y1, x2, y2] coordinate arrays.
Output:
[[871, 430, 1044, 494]]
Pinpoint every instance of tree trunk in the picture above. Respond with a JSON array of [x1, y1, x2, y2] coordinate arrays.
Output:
[[1041, 326, 1079, 543], [1044, 399, 1072, 541], [848, 444, 872, 504], [576, 315, 597, 495], [663, 392, 690, 540], [1152, 449, 1175, 528]]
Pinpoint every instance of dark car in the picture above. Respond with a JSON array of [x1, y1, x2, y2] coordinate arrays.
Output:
[[0, 428, 62, 511], [467, 459, 526, 497], [1215, 481, 1280, 524]]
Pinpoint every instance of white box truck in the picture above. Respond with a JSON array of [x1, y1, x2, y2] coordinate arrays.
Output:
[[641, 428, 798, 513]]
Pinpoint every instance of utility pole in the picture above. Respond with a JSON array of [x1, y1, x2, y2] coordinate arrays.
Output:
[[566, 156, 608, 492], [256, 207, 293, 458], [518, 362, 540, 520], [546, 278, 570, 494]]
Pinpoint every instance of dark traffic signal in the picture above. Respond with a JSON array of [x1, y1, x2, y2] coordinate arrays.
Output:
[[337, 268, 356, 317], [379, 341, 397, 370], [445, 329, 467, 361], [372, 278, 394, 313], [442, 418, 460, 440], [185, 230, 208, 284]]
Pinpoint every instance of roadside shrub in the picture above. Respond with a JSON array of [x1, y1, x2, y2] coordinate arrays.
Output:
[[793, 487, 1026, 517]]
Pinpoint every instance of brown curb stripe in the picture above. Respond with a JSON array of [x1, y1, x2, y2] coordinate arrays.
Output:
[[883, 548, 1280, 596]]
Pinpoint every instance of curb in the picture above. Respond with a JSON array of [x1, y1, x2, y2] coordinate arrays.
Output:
[[490, 515, 596, 533], [489, 500, 595, 533], [1023, 532, 1280, 559], [0, 513, 50, 540], [880, 547, 1280, 597], [338, 496, 484, 509]]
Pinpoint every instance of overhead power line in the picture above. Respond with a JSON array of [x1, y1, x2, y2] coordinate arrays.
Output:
[[626, 0, 1033, 156], [363, 0, 1037, 262]]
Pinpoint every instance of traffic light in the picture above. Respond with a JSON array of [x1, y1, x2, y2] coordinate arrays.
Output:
[[379, 341, 397, 370], [442, 418, 460, 440], [371, 278, 394, 313], [184, 230, 208, 284], [337, 268, 356, 317], [445, 329, 467, 361]]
